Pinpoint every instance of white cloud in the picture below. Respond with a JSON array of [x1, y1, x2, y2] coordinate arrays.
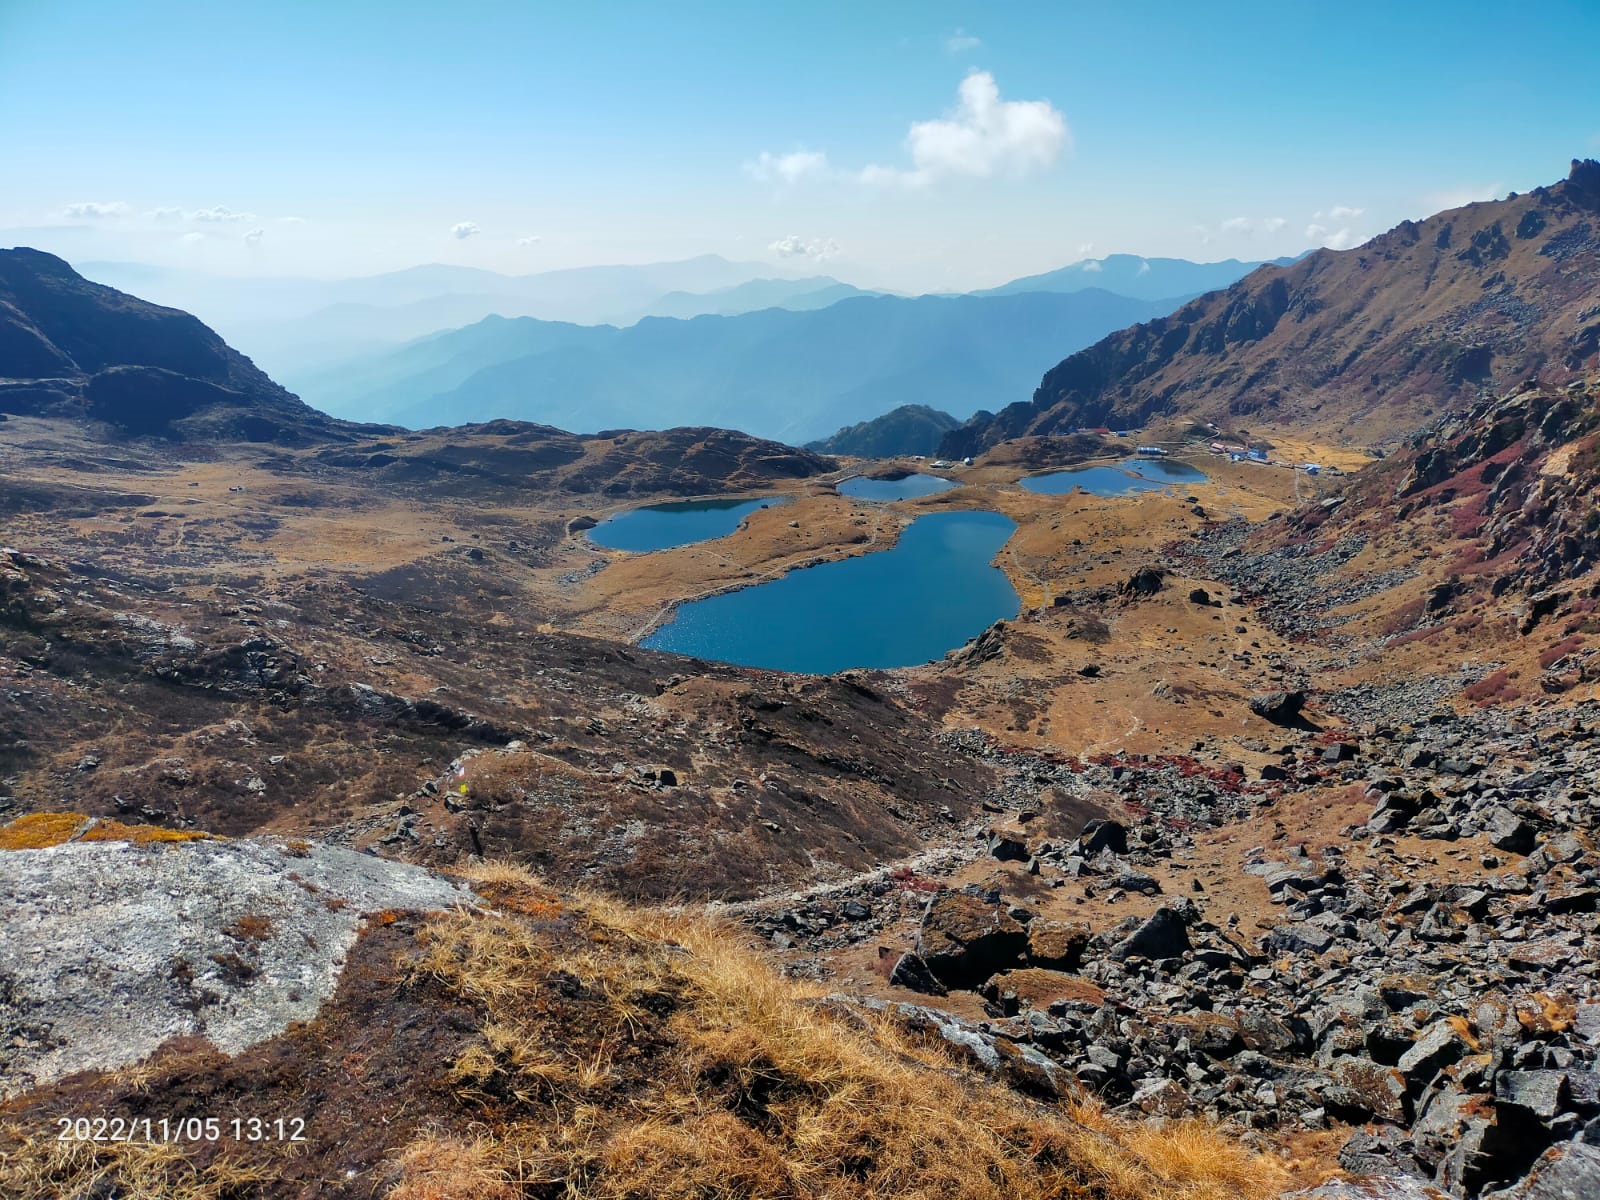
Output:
[[149, 206, 184, 221], [1076, 242, 1094, 256], [768, 234, 839, 262], [179, 231, 204, 244], [190, 205, 255, 223], [1328, 205, 1363, 222], [1306, 223, 1363, 251], [1136, 259, 1151, 276], [516, 234, 542, 246], [748, 149, 830, 184], [1421, 183, 1504, 212], [64, 201, 129, 218], [945, 29, 982, 53], [861, 71, 1068, 187], [450, 221, 481, 240], [277, 215, 306, 224], [1081, 259, 1102, 272], [243, 228, 264, 246], [1217, 215, 1287, 237]]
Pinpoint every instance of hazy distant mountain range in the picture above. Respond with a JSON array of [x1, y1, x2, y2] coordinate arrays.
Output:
[[973, 253, 1301, 302], [294, 289, 1180, 445], [78, 255, 825, 377], [69, 251, 1295, 448]]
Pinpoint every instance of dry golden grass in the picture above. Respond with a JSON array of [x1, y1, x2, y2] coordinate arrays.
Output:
[[0, 812, 212, 851], [388, 861, 1286, 1200], [387, 1133, 531, 1200], [0, 1135, 272, 1200]]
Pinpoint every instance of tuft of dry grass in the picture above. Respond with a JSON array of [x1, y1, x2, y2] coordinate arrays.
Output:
[[385, 860, 1286, 1200], [386, 1133, 530, 1200], [0, 1135, 272, 1200], [0, 812, 212, 851]]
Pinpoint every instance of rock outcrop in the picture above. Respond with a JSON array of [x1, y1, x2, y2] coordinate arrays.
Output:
[[0, 830, 473, 1098]]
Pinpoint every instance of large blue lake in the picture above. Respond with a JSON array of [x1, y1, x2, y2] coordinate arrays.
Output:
[[1021, 457, 1208, 496], [837, 472, 957, 501], [641, 509, 1020, 673], [588, 496, 784, 552]]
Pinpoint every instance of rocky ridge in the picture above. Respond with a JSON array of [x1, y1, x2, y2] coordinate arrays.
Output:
[[942, 160, 1600, 456], [0, 248, 342, 443]]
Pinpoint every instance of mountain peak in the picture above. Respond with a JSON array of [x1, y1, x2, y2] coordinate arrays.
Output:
[[0, 247, 338, 443], [1569, 156, 1600, 196]]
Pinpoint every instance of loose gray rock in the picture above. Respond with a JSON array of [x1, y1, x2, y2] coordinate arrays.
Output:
[[1480, 1142, 1600, 1200]]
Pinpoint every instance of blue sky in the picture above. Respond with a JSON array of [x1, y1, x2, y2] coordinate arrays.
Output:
[[2, 0, 1597, 290]]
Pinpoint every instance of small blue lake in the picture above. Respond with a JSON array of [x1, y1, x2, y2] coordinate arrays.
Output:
[[641, 509, 1020, 673], [837, 473, 958, 502], [588, 496, 784, 552], [1021, 457, 1208, 496]]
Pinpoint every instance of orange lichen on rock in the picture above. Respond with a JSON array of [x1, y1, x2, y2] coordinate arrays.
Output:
[[0, 812, 211, 851]]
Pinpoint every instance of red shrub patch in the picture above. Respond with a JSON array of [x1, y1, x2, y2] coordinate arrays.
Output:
[[1379, 597, 1428, 635], [1463, 670, 1522, 706], [1540, 635, 1585, 669]]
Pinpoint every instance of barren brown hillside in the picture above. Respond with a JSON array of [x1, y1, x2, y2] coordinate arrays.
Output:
[[943, 159, 1600, 455]]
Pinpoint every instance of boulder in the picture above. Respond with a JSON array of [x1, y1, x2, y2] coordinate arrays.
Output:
[[1481, 1142, 1600, 1200], [1324, 1057, 1411, 1124], [1077, 818, 1128, 857], [1398, 1020, 1474, 1096], [1249, 690, 1307, 727], [888, 952, 947, 996], [979, 967, 1103, 1012], [1132, 1076, 1190, 1116], [1025, 920, 1090, 971], [1107, 906, 1190, 962], [1483, 805, 1537, 854], [1264, 924, 1336, 956], [1495, 1070, 1570, 1121], [915, 894, 1028, 989], [987, 833, 1029, 862], [1118, 566, 1165, 597]]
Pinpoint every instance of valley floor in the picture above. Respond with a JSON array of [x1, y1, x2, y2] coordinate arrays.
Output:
[[3, 401, 1598, 1199]]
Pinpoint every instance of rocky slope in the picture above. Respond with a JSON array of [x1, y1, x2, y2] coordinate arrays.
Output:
[[943, 160, 1600, 456], [0, 829, 1284, 1200], [0, 248, 344, 443], [745, 704, 1600, 1198]]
